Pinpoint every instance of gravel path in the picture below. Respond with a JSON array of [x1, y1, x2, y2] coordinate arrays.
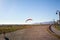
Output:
[[0, 25, 60, 40]]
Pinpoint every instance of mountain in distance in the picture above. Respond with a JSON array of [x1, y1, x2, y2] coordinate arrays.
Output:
[[34, 21, 55, 24]]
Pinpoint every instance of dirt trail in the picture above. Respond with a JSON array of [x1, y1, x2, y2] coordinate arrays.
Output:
[[22, 25, 60, 40], [0, 25, 60, 40]]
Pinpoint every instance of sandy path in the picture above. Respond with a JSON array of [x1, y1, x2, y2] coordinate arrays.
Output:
[[22, 25, 60, 40], [0, 25, 60, 40]]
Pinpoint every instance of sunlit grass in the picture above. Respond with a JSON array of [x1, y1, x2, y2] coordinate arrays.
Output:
[[0, 25, 29, 34], [54, 24, 60, 30]]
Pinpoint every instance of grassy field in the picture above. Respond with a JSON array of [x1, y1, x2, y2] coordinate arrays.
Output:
[[0, 24, 50, 34], [0, 25, 30, 34], [54, 24, 60, 30]]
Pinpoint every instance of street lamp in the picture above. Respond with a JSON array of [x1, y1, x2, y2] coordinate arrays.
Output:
[[56, 10, 60, 24]]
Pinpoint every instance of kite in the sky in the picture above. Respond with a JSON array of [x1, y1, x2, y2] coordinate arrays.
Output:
[[25, 18, 32, 22]]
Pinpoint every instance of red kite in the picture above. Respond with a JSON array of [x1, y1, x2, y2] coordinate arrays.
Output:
[[25, 18, 32, 22]]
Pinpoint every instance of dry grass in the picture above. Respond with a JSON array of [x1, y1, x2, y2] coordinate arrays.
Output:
[[0, 25, 31, 34], [54, 24, 60, 30]]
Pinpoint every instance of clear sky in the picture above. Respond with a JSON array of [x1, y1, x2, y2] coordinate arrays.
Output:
[[0, 0, 60, 24]]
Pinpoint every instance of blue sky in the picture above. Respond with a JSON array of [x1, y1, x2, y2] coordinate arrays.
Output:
[[0, 0, 60, 24]]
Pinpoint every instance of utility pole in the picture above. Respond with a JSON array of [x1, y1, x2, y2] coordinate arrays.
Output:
[[56, 10, 60, 24]]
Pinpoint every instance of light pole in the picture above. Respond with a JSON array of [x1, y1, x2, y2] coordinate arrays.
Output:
[[56, 10, 60, 24], [53, 19, 55, 24]]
